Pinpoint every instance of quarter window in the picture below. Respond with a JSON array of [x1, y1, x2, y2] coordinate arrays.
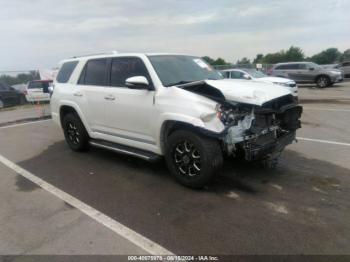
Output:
[[56, 61, 78, 83], [110, 57, 152, 88]]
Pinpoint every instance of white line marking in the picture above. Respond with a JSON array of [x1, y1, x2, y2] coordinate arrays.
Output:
[[0, 154, 173, 255], [0, 119, 52, 129], [297, 137, 350, 147], [303, 107, 350, 112]]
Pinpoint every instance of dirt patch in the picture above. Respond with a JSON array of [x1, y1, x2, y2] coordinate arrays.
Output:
[[15, 175, 40, 192]]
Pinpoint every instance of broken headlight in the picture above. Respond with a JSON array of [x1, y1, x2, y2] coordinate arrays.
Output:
[[216, 104, 251, 125]]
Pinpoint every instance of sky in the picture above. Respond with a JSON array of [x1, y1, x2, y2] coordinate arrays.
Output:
[[0, 0, 349, 70]]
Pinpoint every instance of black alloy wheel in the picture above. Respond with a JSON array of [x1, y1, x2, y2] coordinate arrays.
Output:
[[173, 140, 201, 177]]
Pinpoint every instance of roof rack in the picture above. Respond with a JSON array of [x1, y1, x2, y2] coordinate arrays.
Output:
[[71, 51, 118, 59]]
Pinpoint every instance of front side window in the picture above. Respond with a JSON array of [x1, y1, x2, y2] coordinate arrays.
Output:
[[82, 59, 108, 86], [306, 62, 321, 69], [110, 57, 152, 87], [148, 55, 222, 87], [230, 71, 244, 79], [56, 61, 78, 83], [243, 69, 266, 78]]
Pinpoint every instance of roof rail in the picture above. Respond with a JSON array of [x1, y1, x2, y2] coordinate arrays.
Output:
[[71, 51, 118, 59]]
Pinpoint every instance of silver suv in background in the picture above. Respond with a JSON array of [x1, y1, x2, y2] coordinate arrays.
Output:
[[339, 61, 350, 78], [270, 62, 343, 88]]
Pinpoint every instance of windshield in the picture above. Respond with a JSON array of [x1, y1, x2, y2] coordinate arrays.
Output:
[[243, 69, 267, 78], [148, 55, 223, 87]]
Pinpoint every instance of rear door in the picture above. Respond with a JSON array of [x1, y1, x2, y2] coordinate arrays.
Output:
[[284, 64, 301, 81], [75, 58, 110, 132], [273, 65, 289, 78], [288, 63, 309, 82]]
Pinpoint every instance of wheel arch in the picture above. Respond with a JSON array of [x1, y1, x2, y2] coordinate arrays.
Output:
[[314, 74, 330, 82], [59, 104, 90, 134], [159, 120, 224, 155]]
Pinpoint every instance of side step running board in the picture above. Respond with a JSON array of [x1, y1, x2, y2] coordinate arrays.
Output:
[[89, 139, 161, 162]]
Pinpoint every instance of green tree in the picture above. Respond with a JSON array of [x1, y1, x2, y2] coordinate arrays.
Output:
[[309, 48, 342, 64], [237, 57, 251, 65], [262, 51, 285, 64], [340, 49, 350, 62], [284, 46, 304, 62], [202, 56, 215, 65], [0, 71, 39, 86], [253, 54, 264, 64]]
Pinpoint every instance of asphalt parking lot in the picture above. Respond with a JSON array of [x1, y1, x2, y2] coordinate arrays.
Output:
[[0, 82, 350, 256]]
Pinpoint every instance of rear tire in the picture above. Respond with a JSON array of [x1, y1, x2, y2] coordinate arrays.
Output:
[[316, 76, 330, 88], [165, 130, 223, 189], [0, 98, 3, 109], [62, 113, 89, 151]]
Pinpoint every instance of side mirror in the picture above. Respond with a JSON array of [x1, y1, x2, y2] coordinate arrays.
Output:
[[309, 67, 315, 71], [243, 74, 251, 80], [48, 86, 54, 95], [125, 76, 151, 90]]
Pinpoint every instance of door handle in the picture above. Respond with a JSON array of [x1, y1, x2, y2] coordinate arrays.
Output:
[[104, 95, 115, 101], [73, 92, 83, 97]]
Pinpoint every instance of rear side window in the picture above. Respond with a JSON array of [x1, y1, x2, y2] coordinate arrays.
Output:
[[56, 61, 78, 83], [298, 64, 307, 70], [80, 59, 108, 86], [275, 64, 298, 70], [110, 57, 152, 88]]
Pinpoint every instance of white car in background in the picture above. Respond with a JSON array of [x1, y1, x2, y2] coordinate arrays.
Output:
[[221, 69, 298, 98], [25, 80, 53, 102]]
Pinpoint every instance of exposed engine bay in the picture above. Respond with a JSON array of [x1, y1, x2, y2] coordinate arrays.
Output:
[[219, 95, 302, 161], [179, 80, 303, 161]]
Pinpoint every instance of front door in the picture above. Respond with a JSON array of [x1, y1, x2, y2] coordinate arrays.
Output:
[[104, 57, 156, 145]]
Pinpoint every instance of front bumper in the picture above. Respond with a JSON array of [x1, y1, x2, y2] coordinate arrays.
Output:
[[242, 131, 296, 161], [331, 74, 343, 83]]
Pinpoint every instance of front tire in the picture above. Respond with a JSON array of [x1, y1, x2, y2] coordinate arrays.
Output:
[[62, 113, 89, 151], [165, 130, 223, 189], [316, 76, 330, 88]]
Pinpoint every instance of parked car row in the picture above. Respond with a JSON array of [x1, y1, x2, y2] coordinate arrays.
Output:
[[269, 62, 343, 88], [0, 80, 52, 109], [0, 82, 26, 109]]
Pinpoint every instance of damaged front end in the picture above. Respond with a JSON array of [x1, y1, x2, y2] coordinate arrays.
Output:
[[220, 95, 302, 161], [177, 80, 302, 162]]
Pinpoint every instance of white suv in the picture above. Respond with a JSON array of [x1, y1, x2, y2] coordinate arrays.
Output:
[[51, 53, 302, 188]]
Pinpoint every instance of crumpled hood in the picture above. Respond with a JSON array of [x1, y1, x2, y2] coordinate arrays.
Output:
[[205, 79, 292, 106], [259, 76, 295, 84]]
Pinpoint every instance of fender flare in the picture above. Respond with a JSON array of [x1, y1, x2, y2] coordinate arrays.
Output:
[[157, 113, 225, 154], [58, 101, 92, 135]]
